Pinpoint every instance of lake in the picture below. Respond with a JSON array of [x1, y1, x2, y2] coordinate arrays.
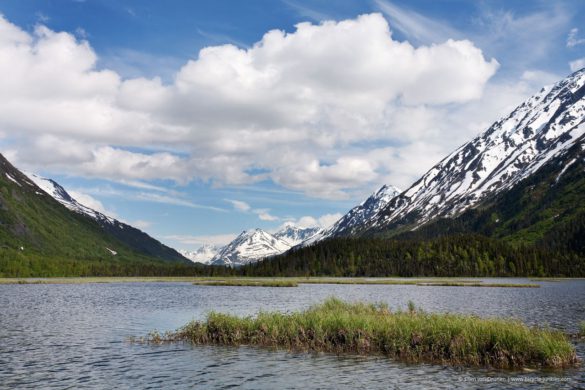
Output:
[[0, 279, 583, 389]]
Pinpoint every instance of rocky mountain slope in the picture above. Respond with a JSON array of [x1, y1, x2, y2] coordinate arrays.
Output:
[[274, 223, 322, 246], [397, 132, 585, 251], [300, 185, 401, 246], [323, 68, 585, 238]]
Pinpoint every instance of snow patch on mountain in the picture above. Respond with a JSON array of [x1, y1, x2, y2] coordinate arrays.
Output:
[[274, 223, 323, 246], [5, 173, 21, 187], [25, 172, 117, 224], [299, 184, 401, 246], [211, 229, 291, 267], [180, 245, 220, 264]]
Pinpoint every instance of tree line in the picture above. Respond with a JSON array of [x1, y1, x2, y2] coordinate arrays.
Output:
[[240, 234, 585, 277], [2, 232, 584, 278]]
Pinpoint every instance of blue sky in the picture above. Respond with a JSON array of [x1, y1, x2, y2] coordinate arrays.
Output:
[[0, 0, 583, 250]]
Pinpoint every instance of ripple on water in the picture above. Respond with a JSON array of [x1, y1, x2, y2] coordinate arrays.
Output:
[[0, 280, 583, 389]]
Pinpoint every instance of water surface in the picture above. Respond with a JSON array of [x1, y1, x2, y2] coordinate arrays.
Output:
[[0, 279, 583, 389]]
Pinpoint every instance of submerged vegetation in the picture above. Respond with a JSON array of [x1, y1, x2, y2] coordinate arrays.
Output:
[[145, 298, 577, 369]]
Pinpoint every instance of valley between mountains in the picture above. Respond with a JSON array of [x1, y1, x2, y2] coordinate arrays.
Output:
[[1, 68, 585, 276]]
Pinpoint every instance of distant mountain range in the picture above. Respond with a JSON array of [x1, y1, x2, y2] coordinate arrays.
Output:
[[209, 224, 323, 267], [192, 67, 585, 268], [179, 245, 220, 265]]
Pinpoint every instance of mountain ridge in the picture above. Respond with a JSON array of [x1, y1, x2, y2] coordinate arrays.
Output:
[[180, 244, 220, 264], [211, 224, 324, 266], [0, 155, 189, 266], [300, 185, 401, 246], [310, 68, 585, 240]]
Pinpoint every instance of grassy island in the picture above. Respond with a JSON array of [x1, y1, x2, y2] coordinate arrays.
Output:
[[151, 298, 577, 369], [192, 280, 298, 287]]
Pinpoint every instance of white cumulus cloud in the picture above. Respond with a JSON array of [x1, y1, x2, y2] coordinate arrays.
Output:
[[0, 13, 500, 199]]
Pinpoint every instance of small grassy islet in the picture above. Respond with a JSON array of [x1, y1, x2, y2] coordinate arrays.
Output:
[[192, 279, 298, 287], [144, 298, 578, 369]]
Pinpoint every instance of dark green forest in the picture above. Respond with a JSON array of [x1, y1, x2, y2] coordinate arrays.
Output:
[[3, 230, 584, 277], [0, 248, 238, 278], [240, 234, 585, 277]]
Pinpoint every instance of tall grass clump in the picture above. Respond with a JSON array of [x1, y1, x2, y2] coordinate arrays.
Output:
[[165, 298, 577, 369]]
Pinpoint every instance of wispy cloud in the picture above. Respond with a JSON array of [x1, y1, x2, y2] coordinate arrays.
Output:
[[77, 186, 226, 212], [471, 3, 571, 70], [116, 179, 173, 193], [35, 12, 50, 23], [374, 0, 460, 44], [255, 209, 279, 221], [226, 199, 251, 212], [136, 192, 226, 212], [282, 0, 333, 22], [196, 28, 250, 49], [126, 7, 137, 18], [567, 28, 585, 48], [225, 199, 280, 221]]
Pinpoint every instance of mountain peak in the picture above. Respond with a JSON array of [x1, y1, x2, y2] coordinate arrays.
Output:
[[24, 172, 117, 225], [211, 228, 291, 267], [274, 224, 323, 246], [180, 244, 220, 264], [372, 184, 402, 201], [305, 183, 401, 241], [360, 69, 585, 235]]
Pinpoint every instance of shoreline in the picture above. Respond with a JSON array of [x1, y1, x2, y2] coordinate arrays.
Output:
[[0, 276, 546, 288]]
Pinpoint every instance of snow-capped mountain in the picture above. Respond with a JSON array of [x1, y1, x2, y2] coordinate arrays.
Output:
[[180, 245, 220, 264], [274, 223, 323, 246], [22, 171, 188, 262], [329, 68, 585, 237], [211, 229, 292, 267], [25, 173, 117, 226], [298, 184, 401, 246]]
